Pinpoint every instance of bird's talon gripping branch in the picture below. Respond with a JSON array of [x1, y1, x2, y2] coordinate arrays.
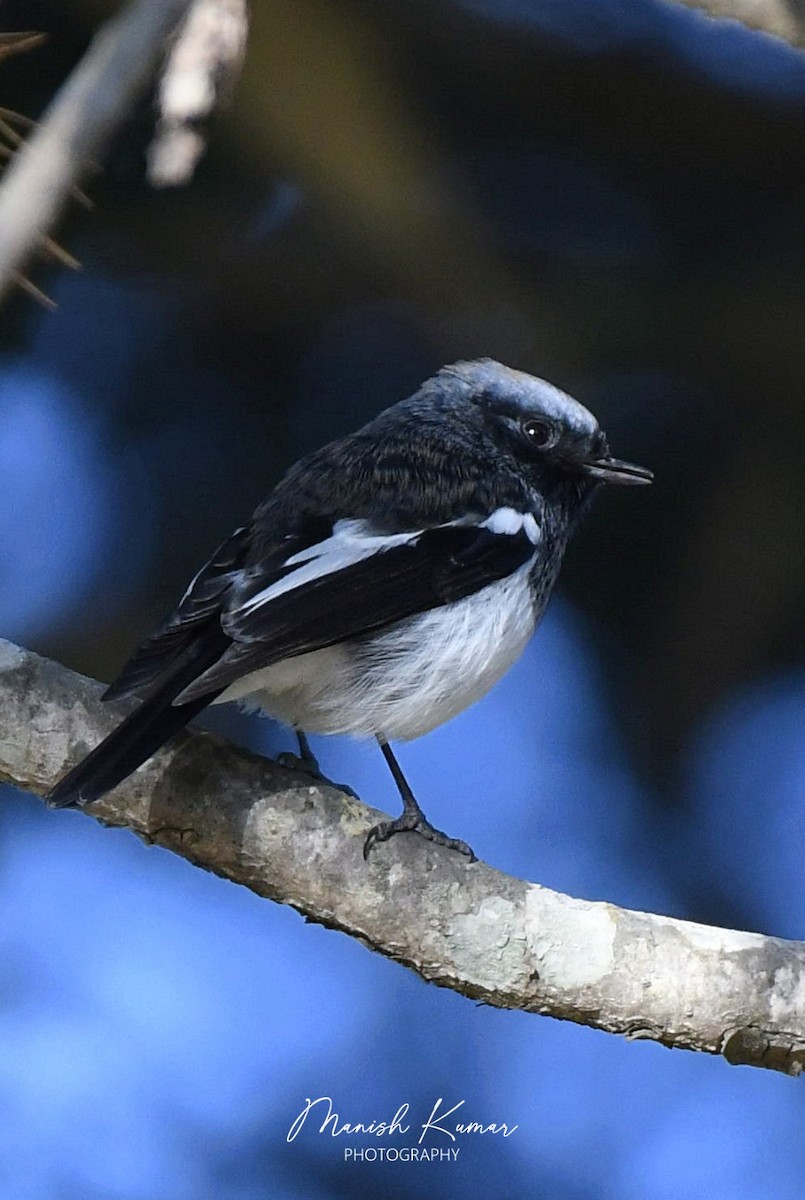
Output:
[[277, 734, 360, 799], [277, 731, 322, 778], [363, 815, 477, 862], [369, 741, 476, 860], [276, 751, 309, 773]]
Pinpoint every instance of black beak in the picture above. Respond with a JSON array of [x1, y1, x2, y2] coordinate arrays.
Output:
[[582, 456, 654, 486]]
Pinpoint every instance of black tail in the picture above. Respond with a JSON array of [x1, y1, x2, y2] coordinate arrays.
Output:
[[48, 631, 227, 808]]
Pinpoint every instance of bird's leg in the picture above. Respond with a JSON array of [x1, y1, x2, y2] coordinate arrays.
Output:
[[363, 741, 477, 861], [277, 731, 359, 798], [295, 730, 320, 772], [277, 730, 320, 774]]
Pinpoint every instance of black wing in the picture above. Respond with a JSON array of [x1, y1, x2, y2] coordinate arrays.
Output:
[[175, 519, 536, 702], [48, 515, 535, 808], [102, 525, 251, 703], [47, 520, 319, 807], [102, 521, 325, 703]]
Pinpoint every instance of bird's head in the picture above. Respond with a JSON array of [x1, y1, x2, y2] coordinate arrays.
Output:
[[438, 359, 653, 497]]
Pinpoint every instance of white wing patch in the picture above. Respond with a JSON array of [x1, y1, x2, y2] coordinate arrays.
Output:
[[237, 519, 419, 614], [235, 509, 540, 618]]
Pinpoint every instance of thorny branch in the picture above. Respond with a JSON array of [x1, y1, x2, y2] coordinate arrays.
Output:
[[0, 0, 800, 304], [0, 0, 198, 305]]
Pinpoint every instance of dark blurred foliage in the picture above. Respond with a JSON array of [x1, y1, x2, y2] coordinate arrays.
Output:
[[0, 1, 804, 1197]]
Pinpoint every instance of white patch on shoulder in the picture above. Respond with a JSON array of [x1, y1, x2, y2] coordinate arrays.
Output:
[[482, 507, 541, 544], [522, 513, 540, 544]]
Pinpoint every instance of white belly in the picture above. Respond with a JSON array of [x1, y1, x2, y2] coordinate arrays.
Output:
[[217, 564, 536, 741]]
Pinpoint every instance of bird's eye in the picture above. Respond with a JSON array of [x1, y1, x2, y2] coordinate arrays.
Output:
[[522, 418, 554, 447]]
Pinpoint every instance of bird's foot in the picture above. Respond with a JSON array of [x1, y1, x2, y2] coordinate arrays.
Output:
[[276, 750, 316, 776], [363, 810, 476, 862], [276, 736, 359, 799]]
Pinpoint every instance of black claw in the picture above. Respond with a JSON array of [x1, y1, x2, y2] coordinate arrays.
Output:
[[367, 741, 477, 862], [363, 813, 477, 862], [276, 750, 359, 800], [276, 750, 307, 773]]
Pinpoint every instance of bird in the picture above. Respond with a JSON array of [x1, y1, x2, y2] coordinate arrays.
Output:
[[48, 359, 653, 859]]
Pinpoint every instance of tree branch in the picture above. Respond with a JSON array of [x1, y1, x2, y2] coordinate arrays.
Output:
[[0, 0, 197, 305], [2, 637, 804, 1075], [147, 0, 249, 187], [669, 0, 805, 48], [0, 0, 799, 309], [0, 32, 47, 63]]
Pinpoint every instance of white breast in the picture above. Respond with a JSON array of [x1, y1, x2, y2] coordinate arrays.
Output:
[[217, 562, 537, 741]]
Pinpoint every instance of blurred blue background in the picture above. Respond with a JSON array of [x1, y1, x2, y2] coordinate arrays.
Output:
[[1, 0, 805, 1196]]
